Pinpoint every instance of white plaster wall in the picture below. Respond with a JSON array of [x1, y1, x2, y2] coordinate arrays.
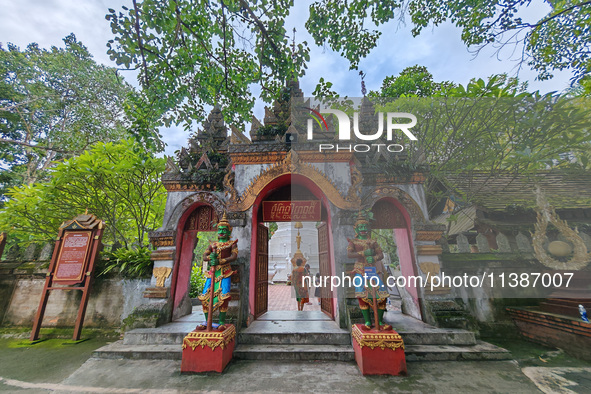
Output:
[[310, 162, 351, 196], [234, 164, 272, 195]]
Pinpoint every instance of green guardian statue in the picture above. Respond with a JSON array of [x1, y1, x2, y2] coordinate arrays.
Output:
[[197, 212, 237, 331], [348, 211, 392, 330]]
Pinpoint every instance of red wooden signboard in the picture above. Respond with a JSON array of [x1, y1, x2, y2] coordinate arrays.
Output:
[[30, 214, 104, 341], [54, 231, 92, 284], [262, 200, 321, 222]]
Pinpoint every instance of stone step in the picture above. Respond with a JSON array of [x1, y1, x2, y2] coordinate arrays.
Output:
[[122, 325, 476, 347], [93, 341, 510, 362], [237, 331, 351, 345], [398, 330, 476, 346], [93, 342, 182, 360], [233, 344, 355, 361], [237, 319, 351, 346], [404, 342, 511, 362], [123, 329, 186, 345]]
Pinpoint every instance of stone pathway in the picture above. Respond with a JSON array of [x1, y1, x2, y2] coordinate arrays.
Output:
[[267, 283, 321, 311], [0, 359, 543, 393]]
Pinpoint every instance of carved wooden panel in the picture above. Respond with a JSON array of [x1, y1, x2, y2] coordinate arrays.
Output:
[[317, 222, 334, 318], [255, 224, 269, 318], [371, 199, 407, 229], [184, 205, 217, 231]]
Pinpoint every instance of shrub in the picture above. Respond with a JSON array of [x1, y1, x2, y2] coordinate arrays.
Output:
[[98, 247, 153, 279], [189, 263, 207, 298]]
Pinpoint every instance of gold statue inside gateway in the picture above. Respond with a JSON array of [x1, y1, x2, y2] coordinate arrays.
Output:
[[291, 222, 310, 311]]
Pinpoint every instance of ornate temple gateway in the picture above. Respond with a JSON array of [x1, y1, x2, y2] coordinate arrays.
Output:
[[144, 81, 448, 329]]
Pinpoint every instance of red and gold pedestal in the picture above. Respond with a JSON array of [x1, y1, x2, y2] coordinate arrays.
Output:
[[181, 325, 236, 373], [351, 324, 407, 376]]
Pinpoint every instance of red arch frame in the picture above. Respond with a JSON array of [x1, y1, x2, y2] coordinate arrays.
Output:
[[373, 196, 423, 320], [248, 174, 337, 320], [170, 202, 217, 320]]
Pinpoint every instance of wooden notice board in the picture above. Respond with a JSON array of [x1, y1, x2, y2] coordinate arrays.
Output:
[[54, 231, 92, 284], [30, 214, 104, 341]]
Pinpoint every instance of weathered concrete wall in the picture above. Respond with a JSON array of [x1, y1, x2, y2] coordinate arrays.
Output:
[[440, 252, 546, 324], [1, 276, 150, 328]]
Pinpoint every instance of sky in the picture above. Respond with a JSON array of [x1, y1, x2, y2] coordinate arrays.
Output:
[[0, 0, 576, 157]]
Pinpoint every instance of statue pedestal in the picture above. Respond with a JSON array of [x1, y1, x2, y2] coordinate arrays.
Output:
[[351, 324, 407, 376], [181, 325, 236, 373]]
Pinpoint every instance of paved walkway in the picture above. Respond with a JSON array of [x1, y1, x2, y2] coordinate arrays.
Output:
[[268, 283, 321, 311], [0, 359, 559, 393]]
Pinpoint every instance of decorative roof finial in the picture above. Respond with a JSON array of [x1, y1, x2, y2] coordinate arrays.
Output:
[[359, 71, 367, 96], [291, 28, 297, 59]]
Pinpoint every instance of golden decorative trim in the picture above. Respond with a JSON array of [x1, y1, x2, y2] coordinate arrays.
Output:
[[227, 150, 361, 211], [163, 183, 220, 192], [419, 261, 440, 276], [298, 152, 354, 163], [419, 261, 449, 293], [416, 230, 444, 242], [352, 325, 405, 350], [532, 188, 590, 270], [153, 267, 172, 287], [375, 172, 426, 184], [143, 287, 169, 298], [182, 326, 236, 351], [416, 245, 443, 256], [230, 151, 287, 165], [151, 238, 174, 248], [151, 249, 175, 261]]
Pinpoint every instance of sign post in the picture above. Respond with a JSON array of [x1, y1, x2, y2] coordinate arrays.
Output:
[[30, 214, 104, 341]]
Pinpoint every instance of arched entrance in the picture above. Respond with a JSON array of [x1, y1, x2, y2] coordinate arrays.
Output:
[[248, 174, 336, 321], [371, 197, 423, 320], [170, 204, 218, 320]]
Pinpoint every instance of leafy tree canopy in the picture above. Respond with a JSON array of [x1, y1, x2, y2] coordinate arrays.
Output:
[[0, 139, 167, 248], [370, 68, 590, 214], [107, 0, 589, 129], [370, 65, 456, 97], [0, 34, 162, 201]]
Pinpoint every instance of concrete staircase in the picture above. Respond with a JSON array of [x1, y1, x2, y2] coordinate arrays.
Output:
[[93, 309, 510, 362], [234, 311, 353, 361]]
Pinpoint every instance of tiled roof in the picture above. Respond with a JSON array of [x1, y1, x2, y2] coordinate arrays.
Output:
[[432, 206, 476, 235], [443, 171, 591, 210]]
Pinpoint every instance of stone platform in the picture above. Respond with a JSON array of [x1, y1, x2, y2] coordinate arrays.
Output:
[[94, 308, 510, 362]]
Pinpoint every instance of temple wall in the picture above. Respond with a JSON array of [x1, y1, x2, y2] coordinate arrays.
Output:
[[0, 267, 150, 328], [234, 164, 272, 195], [310, 162, 351, 195]]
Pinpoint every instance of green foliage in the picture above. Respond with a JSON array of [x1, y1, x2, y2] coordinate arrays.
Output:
[[98, 247, 153, 279], [189, 263, 207, 298], [371, 65, 456, 98], [372, 229, 399, 269], [268, 222, 278, 239], [0, 139, 166, 248], [256, 122, 288, 137], [189, 232, 217, 297], [106, 0, 309, 128], [309, 0, 590, 84], [371, 69, 591, 214], [0, 34, 160, 201], [106, 1, 588, 130]]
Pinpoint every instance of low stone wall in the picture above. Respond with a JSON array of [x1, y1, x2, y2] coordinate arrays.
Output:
[[0, 258, 151, 328]]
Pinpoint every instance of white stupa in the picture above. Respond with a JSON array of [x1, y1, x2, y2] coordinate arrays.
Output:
[[267, 221, 320, 282]]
